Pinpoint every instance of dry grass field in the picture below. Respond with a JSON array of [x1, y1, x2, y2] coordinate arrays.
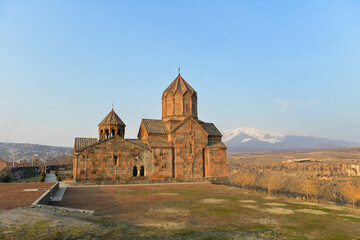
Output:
[[2, 149, 360, 239], [227, 148, 360, 209], [0, 183, 356, 239], [228, 148, 360, 164]]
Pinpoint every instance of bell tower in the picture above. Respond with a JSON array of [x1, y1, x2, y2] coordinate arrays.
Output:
[[162, 74, 198, 123], [98, 108, 126, 140]]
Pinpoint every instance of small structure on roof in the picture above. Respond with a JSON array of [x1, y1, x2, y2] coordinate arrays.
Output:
[[73, 73, 228, 184]]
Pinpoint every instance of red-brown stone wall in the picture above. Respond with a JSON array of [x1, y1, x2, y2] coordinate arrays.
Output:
[[162, 92, 198, 121], [74, 137, 153, 183], [206, 147, 227, 177], [150, 148, 173, 180], [171, 118, 208, 179], [174, 91, 182, 116], [138, 122, 148, 140], [183, 94, 191, 115], [191, 95, 197, 117]]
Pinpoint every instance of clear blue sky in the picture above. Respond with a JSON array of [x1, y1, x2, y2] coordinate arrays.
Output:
[[0, 0, 359, 147]]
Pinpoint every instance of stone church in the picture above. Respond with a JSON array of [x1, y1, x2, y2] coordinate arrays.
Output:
[[73, 74, 227, 183]]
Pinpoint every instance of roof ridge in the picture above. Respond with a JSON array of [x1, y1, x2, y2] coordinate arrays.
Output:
[[162, 74, 196, 98], [142, 118, 162, 121], [99, 109, 126, 126]]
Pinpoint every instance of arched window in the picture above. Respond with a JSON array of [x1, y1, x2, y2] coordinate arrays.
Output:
[[140, 165, 145, 176], [114, 156, 118, 166], [105, 129, 109, 139], [133, 166, 138, 177], [111, 129, 115, 137]]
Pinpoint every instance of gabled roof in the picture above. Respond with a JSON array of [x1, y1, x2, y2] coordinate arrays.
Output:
[[201, 123, 222, 137], [142, 119, 169, 134], [147, 141, 172, 148], [74, 138, 98, 152], [162, 74, 197, 98], [99, 109, 125, 126], [127, 139, 150, 150], [75, 137, 150, 153], [170, 115, 208, 136]]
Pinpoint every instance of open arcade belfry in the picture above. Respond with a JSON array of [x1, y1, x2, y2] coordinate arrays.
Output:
[[73, 73, 228, 183]]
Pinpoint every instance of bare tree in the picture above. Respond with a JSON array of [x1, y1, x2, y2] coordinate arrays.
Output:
[[299, 179, 318, 202], [234, 170, 256, 189], [263, 172, 284, 195], [341, 181, 360, 210]]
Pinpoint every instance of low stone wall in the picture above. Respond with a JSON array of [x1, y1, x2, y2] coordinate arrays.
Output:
[[32, 182, 59, 205]]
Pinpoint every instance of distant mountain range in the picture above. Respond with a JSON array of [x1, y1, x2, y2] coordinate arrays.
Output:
[[222, 127, 360, 151]]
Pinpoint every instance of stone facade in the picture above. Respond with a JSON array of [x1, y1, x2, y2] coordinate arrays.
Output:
[[73, 74, 227, 184]]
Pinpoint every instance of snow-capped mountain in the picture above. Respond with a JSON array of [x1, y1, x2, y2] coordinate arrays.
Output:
[[222, 127, 284, 144], [222, 127, 360, 151]]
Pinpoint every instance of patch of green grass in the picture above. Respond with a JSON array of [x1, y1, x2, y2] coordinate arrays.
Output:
[[209, 208, 235, 215], [17, 174, 42, 183]]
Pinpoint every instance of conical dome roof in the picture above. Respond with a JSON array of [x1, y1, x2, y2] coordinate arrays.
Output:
[[98, 109, 126, 126], [162, 74, 196, 98]]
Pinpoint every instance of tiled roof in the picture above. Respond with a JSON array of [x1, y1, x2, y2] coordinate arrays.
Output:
[[74, 138, 98, 152], [162, 74, 197, 98], [208, 142, 227, 149], [127, 139, 149, 150], [147, 141, 172, 148], [201, 123, 222, 136], [142, 119, 169, 134], [99, 109, 125, 126]]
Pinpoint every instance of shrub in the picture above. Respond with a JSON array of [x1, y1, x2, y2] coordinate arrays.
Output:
[[55, 171, 59, 176], [40, 175, 45, 182], [56, 175, 62, 181], [2, 174, 11, 183]]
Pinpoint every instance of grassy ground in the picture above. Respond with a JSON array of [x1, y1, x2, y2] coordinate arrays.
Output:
[[41, 183, 360, 239], [17, 174, 42, 183]]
